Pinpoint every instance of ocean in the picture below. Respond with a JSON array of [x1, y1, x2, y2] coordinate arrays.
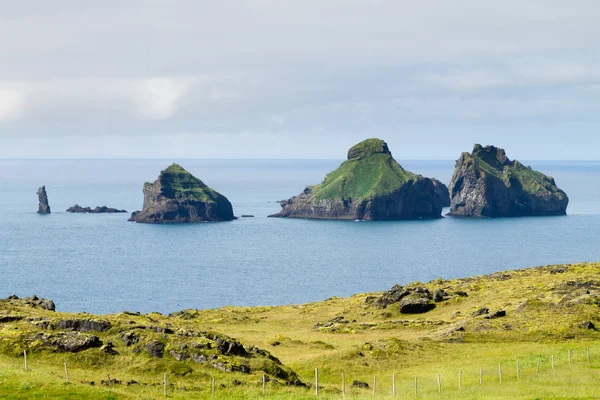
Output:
[[1, 159, 599, 314]]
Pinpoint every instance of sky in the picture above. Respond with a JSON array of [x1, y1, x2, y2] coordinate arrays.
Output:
[[1, 1, 600, 160]]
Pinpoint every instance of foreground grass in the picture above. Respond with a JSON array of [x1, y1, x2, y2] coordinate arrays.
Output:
[[1, 262, 600, 398]]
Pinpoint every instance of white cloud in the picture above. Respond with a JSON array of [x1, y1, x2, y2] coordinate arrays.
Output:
[[132, 77, 194, 120], [0, 89, 25, 120]]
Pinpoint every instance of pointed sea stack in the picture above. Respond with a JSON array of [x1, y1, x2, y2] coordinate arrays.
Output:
[[129, 164, 234, 223], [37, 186, 51, 214], [448, 144, 569, 218], [270, 138, 443, 220]]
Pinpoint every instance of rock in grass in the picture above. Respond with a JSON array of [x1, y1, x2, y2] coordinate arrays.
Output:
[[129, 163, 235, 223], [145, 341, 165, 358], [30, 332, 102, 352], [484, 310, 506, 319], [57, 319, 111, 332], [37, 186, 51, 214], [352, 380, 369, 389], [269, 138, 443, 220], [399, 296, 435, 314], [448, 144, 569, 217], [582, 321, 596, 330]]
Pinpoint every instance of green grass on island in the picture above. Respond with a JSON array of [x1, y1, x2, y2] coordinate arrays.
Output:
[[156, 163, 224, 203], [464, 145, 568, 199], [313, 139, 420, 201], [2, 262, 600, 399]]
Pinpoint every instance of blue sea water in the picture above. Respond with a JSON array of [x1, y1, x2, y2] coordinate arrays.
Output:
[[1, 159, 600, 315]]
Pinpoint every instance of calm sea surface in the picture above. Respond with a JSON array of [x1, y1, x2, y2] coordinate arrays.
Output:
[[1, 159, 599, 314]]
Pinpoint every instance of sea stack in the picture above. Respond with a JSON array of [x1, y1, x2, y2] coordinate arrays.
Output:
[[448, 144, 569, 218], [37, 186, 51, 214], [129, 163, 235, 223], [270, 138, 443, 220]]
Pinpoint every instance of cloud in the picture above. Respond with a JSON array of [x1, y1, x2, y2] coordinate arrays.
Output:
[[0, 89, 25, 120], [132, 77, 194, 120]]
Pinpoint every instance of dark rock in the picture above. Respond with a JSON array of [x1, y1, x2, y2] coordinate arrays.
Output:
[[484, 310, 507, 319], [170, 350, 186, 361], [269, 139, 442, 220], [57, 319, 111, 332], [191, 353, 207, 364], [119, 331, 139, 346], [582, 321, 596, 330], [399, 296, 435, 314], [433, 289, 447, 302], [31, 332, 102, 352], [352, 380, 370, 389], [454, 291, 468, 297], [0, 315, 24, 323], [129, 163, 235, 223], [214, 337, 247, 356], [67, 205, 127, 213], [101, 341, 118, 355], [375, 285, 410, 309], [431, 178, 451, 207], [240, 215, 255, 218], [40, 299, 55, 311], [145, 341, 165, 358], [472, 307, 489, 316], [37, 186, 51, 214], [448, 144, 569, 218]]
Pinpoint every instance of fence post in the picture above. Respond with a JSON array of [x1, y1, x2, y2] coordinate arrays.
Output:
[[373, 376, 376, 396], [459, 370, 462, 389], [163, 373, 167, 397], [414, 376, 418, 396], [315, 367, 319, 397], [24, 350, 28, 372], [342, 373, 345, 396], [498, 364, 502, 384], [517, 360, 520, 380], [392, 373, 395, 396], [552, 354, 555, 370], [537, 358, 540, 373], [568, 350, 571, 365], [588, 347, 591, 364], [64, 362, 69, 382], [479, 367, 483, 385], [437, 374, 441, 393]]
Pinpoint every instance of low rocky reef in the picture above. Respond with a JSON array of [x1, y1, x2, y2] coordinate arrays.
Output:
[[67, 205, 127, 213], [129, 163, 235, 223], [270, 138, 444, 220], [448, 144, 569, 218]]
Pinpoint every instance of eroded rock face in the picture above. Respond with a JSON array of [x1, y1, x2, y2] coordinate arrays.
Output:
[[431, 179, 450, 207], [270, 139, 443, 220], [37, 186, 51, 214], [29, 332, 102, 352], [448, 145, 569, 218], [129, 163, 235, 223], [57, 319, 111, 332]]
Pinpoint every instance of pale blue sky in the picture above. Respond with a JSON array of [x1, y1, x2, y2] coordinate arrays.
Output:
[[1, 1, 600, 159]]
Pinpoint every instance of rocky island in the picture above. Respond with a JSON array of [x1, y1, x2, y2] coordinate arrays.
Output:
[[270, 138, 443, 220], [67, 205, 127, 213], [448, 144, 569, 218], [431, 178, 450, 207], [37, 186, 51, 214], [129, 163, 235, 223]]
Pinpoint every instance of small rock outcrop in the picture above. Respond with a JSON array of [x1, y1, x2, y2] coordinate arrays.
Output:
[[67, 205, 127, 213], [57, 319, 111, 332], [129, 164, 235, 223], [448, 144, 569, 218], [269, 139, 443, 220], [37, 186, 51, 214], [431, 179, 450, 207]]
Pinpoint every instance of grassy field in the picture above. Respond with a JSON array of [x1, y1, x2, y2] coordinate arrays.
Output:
[[1, 262, 600, 399]]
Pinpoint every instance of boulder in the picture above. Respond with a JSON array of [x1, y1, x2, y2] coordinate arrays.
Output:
[[37, 186, 51, 214], [484, 310, 506, 319], [399, 296, 435, 314], [119, 331, 139, 346], [57, 319, 111, 332], [352, 380, 370, 389], [145, 341, 165, 358], [269, 139, 443, 220], [448, 144, 569, 217], [129, 163, 235, 223], [433, 289, 447, 302], [582, 321, 596, 330]]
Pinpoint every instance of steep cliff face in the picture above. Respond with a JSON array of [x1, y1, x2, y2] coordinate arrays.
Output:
[[37, 186, 51, 214], [270, 139, 442, 220], [431, 179, 450, 207], [448, 144, 569, 218], [129, 164, 234, 223]]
